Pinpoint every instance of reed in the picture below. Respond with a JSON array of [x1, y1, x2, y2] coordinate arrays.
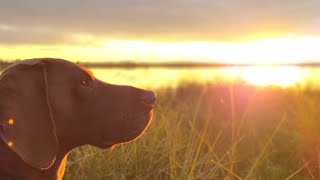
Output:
[[65, 82, 320, 179]]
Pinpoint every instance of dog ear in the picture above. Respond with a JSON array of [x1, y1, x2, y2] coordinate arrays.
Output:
[[0, 60, 58, 170]]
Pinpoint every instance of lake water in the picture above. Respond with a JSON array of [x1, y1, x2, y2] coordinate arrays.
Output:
[[1, 66, 319, 89], [91, 66, 320, 90]]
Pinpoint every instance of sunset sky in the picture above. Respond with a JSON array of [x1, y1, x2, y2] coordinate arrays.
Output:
[[1, 0, 320, 63]]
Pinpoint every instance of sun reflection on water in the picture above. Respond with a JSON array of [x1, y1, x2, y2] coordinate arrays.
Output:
[[89, 66, 320, 89], [238, 66, 306, 87], [0, 65, 317, 89]]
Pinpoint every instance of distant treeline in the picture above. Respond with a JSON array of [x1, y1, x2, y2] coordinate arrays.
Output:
[[1, 59, 320, 69], [79, 62, 320, 69], [80, 62, 236, 69]]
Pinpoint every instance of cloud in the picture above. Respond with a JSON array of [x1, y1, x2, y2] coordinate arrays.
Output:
[[0, 0, 320, 44], [0, 24, 69, 45]]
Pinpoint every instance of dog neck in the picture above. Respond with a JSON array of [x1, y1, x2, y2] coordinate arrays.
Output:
[[0, 138, 70, 180]]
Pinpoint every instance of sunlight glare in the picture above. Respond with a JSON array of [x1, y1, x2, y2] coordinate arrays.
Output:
[[239, 66, 306, 87], [98, 36, 320, 64], [1, 36, 320, 63]]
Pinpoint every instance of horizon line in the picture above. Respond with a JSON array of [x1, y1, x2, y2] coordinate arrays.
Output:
[[1, 59, 320, 69]]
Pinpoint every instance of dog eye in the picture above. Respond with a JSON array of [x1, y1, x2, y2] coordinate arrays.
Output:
[[81, 78, 91, 86], [82, 80, 88, 85]]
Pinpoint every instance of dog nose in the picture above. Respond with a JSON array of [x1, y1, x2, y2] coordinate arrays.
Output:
[[142, 91, 156, 105]]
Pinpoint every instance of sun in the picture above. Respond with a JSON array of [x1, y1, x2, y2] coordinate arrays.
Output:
[[239, 66, 306, 87]]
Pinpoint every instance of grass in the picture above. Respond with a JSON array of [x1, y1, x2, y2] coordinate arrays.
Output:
[[64, 82, 320, 180]]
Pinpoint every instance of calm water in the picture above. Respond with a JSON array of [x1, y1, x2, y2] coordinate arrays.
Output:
[[91, 66, 320, 89], [1, 66, 319, 89]]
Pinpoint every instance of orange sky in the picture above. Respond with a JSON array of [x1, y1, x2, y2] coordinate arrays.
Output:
[[1, 1, 320, 63]]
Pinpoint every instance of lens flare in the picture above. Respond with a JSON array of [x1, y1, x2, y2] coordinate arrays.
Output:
[[7, 141, 13, 147], [8, 119, 14, 125]]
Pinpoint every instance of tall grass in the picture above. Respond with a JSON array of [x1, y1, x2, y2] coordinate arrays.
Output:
[[64, 83, 320, 179]]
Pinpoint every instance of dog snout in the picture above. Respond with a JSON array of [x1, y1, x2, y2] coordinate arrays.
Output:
[[141, 91, 156, 105]]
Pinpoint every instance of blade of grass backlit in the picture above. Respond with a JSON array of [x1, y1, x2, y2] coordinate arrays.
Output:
[[187, 116, 210, 180], [284, 161, 310, 180], [245, 114, 287, 179]]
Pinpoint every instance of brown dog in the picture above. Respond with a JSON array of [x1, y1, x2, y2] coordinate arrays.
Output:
[[0, 58, 155, 179]]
